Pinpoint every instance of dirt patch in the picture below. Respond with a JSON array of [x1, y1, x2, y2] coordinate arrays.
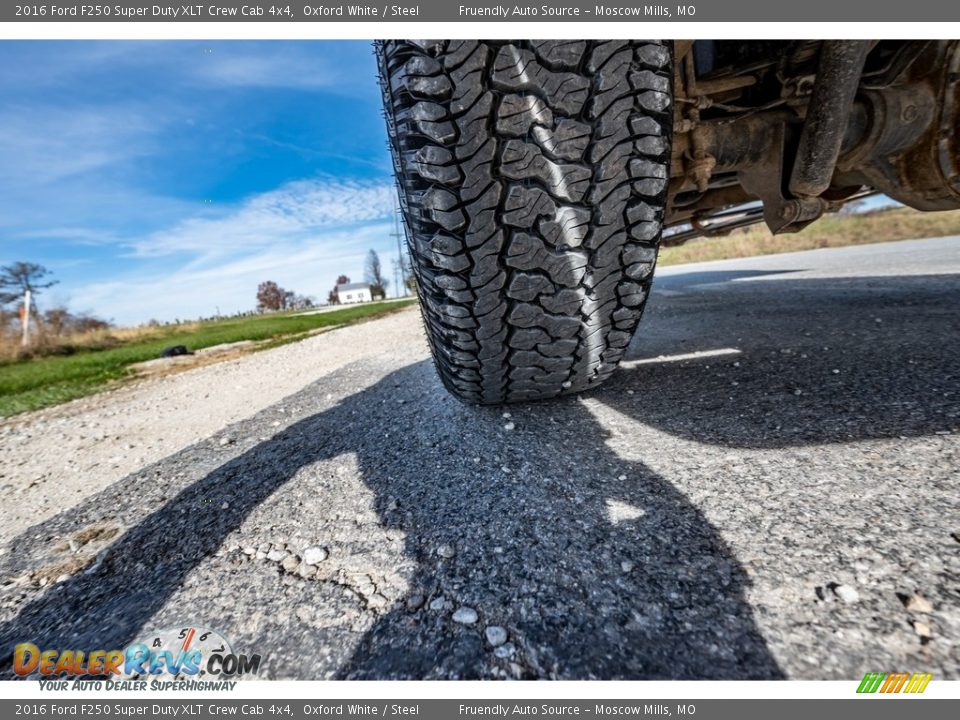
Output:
[[52, 523, 120, 553]]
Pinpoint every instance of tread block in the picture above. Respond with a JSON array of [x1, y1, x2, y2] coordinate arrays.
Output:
[[533, 119, 591, 162], [506, 232, 589, 287], [500, 139, 591, 202], [421, 187, 466, 231], [587, 41, 631, 73], [506, 272, 555, 302], [412, 146, 461, 185], [531, 40, 588, 68], [539, 206, 591, 248], [491, 45, 591, 115], [635, 44, 671, 69], [540, 288, 584, 315], [496, 94, 553, 135], [394, 57, 452, 99]]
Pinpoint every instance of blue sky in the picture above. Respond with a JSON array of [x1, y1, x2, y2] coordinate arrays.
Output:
[[0, 41, 401, 325]]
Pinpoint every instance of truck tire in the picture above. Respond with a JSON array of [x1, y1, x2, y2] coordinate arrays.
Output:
[[378, 40, 673, 404]]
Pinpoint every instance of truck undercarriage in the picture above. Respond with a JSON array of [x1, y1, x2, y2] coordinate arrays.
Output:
[[666, 40, 960, 244]]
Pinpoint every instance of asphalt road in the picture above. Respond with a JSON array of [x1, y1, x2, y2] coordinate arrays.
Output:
[[1, 237, 958, 680]]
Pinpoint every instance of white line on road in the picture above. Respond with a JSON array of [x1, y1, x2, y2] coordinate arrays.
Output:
[[620, 348, 743, 368]]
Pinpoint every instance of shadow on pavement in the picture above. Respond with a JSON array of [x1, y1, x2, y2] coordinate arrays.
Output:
[[0, 272, 955, 679], [0, 355, 780, 679]]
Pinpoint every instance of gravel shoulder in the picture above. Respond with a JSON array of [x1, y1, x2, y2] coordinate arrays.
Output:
[[0, 308, 428, 536]]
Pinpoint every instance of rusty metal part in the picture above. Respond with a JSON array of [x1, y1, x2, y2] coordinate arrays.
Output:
[[662, 189, 877, 247], [687, 155, 717, 193], [834, 40, 960, 211], [938, 43, 960, 199], [737, 122, 826, 234], [680, 50, 717, 194], [673, 41, 695, 64], [669, 185, 753, 222], [835, 86, 935, 173], [670, 105, 870, 194], [666, 40, 960, 242], [776, 197, 831, 225], [672, 111, 796, 185], [789, 41, 871, 198]]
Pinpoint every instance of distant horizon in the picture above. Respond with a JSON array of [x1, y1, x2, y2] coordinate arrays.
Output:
[[0, 40, 408, 326]]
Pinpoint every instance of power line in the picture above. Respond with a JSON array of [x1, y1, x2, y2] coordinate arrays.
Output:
[[391, 196, 408, 298]]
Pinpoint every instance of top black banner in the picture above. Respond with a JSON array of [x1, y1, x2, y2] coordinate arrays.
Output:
[[4, 1, 959, 22]]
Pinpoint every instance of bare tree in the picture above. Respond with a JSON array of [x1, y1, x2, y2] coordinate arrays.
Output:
[[289, 294, 314, 310], [43, 306, 72, 337], [365, 249, 389, 299], [0, 262, 59, 347], [0, 262, 58, 306], [71, 314, 110, 333]]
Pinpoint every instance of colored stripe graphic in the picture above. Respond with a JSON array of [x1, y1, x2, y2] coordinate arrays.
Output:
[[857, 672, 932, 694], [881, 672, 909, 693], [904, 673, 933, 693], [857, 673, 886, 693]]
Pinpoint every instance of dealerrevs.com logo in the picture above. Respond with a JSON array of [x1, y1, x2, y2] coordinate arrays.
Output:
[[13, 625, 262, 691]]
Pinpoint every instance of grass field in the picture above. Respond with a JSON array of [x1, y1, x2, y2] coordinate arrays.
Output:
[[0, 300, 415, 418], [659, 207, 960, 266]]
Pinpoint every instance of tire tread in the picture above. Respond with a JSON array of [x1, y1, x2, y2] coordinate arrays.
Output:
[[377, 40, 673, 404]]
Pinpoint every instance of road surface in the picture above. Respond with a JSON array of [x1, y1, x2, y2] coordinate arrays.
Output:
[[0, 237, 957, 680]]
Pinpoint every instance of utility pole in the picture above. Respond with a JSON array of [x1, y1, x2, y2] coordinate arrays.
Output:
[[391, 197, 408, 298], [20, 289, 31, 348]]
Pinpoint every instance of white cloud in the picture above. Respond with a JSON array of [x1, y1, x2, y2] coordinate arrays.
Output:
[[0, 102, 195, 244], [62, 177, 403, 324], [132, 177, 397, 260]]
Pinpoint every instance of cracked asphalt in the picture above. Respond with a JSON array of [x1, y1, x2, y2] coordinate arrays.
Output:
[[0, 237, 957, 680]]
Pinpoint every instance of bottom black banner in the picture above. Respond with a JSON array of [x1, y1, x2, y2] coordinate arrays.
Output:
[[2, 699, 957, 720]]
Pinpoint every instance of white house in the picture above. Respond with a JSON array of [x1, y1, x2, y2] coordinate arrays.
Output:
[[336, 282, 373, 304]]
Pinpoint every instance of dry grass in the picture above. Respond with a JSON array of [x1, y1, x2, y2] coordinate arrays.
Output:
[[659, 207, 960, 266], [70, 324, 184, 345], [0, 312, 221, 360], [0, 320, 209, 360]]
